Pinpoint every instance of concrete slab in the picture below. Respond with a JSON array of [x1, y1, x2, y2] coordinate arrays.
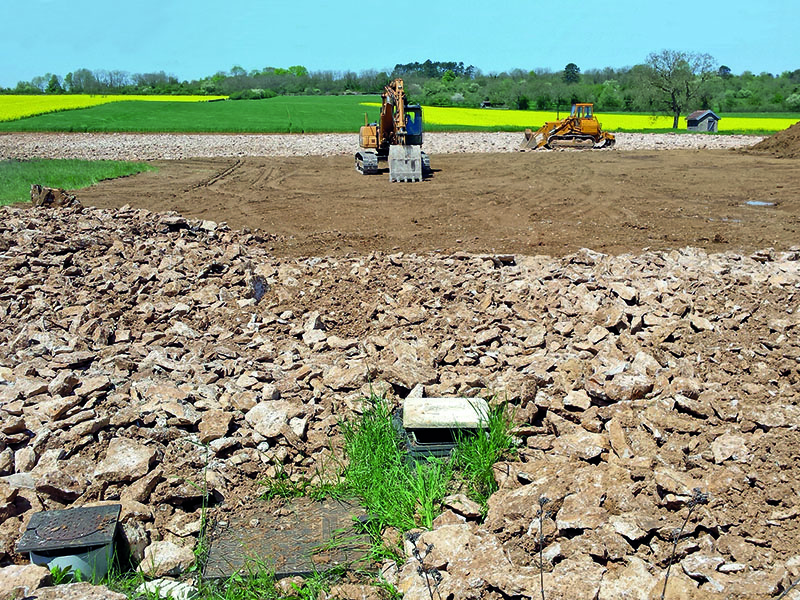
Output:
[[204, 498, 370, 579], [402, 397, 489, 429]]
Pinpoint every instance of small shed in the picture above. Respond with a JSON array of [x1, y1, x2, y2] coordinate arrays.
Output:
[[687, 110, 720, 132]]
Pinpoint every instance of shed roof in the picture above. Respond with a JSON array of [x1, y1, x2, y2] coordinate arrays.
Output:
[[687, 109, 721, 121]]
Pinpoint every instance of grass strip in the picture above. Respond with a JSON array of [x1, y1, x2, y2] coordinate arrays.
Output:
[[0, 158, 155, 206]]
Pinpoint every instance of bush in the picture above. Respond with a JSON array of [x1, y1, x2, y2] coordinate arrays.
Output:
[[786, 92, 800, 111], [228, 88, 277, 100]]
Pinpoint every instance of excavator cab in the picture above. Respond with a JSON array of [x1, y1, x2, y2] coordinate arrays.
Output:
[[403, 106, 423, 146]]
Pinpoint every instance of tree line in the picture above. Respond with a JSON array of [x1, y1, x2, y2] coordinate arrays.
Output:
[[5, 54, 800, 127]]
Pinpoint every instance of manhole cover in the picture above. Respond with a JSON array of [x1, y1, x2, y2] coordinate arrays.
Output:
[[204, 497, 371, 579], [16, 504, 121, 553]]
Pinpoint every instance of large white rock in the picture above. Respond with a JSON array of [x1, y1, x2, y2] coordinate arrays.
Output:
[[136, 578, 199, 600], [0, 563, 51, 600], [93, 438, 156, 482], [138, 541, 195, 578], [245, 401, 297, 438]]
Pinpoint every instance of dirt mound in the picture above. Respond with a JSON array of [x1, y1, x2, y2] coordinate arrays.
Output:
[[748, 120, 800, 158], [1, 203, 800, 598]]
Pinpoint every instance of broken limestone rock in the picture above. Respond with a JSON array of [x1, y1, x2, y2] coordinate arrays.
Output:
[[93, 438, 157, 483], [0, 564, 51, 600], [137, 540, 195, 578]]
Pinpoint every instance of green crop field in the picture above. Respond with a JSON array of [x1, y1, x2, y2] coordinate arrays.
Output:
[[0, 95, 796, 134], [0, 159, 155, 206], [0, 95, 381, 133]]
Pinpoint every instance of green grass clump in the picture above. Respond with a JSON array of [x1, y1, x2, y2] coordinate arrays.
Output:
[[341, 398, 452, 532], [452, 404, 516, 509], [340, 396, 516, 531], [0, 158, 155, 206]]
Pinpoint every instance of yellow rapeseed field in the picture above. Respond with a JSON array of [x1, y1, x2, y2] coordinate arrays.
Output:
[[363, 102, 798, 132], [0, 94, 227, 122]]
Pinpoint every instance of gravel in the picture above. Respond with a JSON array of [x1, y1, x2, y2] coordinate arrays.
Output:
[[0, 131, 763, 161]]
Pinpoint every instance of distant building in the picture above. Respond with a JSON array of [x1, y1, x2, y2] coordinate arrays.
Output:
[[687, 110, 720, 132]]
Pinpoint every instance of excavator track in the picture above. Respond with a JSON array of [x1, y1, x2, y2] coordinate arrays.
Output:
[[421, 151, 431, 174], [355, 151, 379, 175]]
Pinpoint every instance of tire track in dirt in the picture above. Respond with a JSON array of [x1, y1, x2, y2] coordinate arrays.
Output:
[[188, 158, 244, 190]]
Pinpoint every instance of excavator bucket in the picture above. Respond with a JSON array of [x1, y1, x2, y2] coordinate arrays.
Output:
[[388, 145, 423, 182]]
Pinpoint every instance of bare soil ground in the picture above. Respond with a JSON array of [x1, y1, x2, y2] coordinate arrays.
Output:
[[76, 150, 799, 257]]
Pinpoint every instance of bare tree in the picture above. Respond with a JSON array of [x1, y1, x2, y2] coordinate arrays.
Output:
[[643, 50, 717, 128]]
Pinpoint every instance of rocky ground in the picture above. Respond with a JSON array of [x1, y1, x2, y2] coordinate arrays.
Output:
[[0, 198, 799, 599], [0, 131, 762, 161]]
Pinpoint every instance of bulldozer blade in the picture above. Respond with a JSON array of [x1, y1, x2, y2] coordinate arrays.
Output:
[[520, 129, 545, 150], [388, 145, 423, 182]]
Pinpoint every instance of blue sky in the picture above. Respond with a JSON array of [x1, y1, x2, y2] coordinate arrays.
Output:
[[1, 0, 796, 87]]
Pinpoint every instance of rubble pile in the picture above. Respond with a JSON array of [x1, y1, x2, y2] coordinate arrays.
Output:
[[748, 120, 800, 159], [0, 203, 799, 599]]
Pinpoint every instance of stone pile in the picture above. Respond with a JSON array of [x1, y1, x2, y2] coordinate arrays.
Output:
[[0, 131, 762, 161], [0, 202, 798, 599]]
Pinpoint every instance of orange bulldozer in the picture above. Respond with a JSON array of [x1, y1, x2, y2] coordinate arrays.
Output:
[[520, 103, 615, 150]]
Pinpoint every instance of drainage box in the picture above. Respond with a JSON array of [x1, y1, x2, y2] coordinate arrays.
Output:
[[396, 397, 490, 460], [16, 504, 121, 582]]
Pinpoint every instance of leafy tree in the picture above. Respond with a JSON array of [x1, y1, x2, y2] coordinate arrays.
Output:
[[642, 50, 717, 128], [786, 93, 800, 110], [563, 63, 580, 84], [70, 68, 99, 93], [718, 65, 732, 79], [13, 80, 40, 94], [598, 80, 623, 109], [46, 74, 63, 94]]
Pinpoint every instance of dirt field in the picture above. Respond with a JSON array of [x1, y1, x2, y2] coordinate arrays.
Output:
[[77, 150, 799, 257]]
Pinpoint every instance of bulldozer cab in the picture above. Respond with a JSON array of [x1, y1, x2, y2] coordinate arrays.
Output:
[[571, 103, 594, 119]]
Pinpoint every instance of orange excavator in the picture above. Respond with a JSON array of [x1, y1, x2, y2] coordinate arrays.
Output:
[[520, 103, 615, 150], [356, 78, 430, 182]]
